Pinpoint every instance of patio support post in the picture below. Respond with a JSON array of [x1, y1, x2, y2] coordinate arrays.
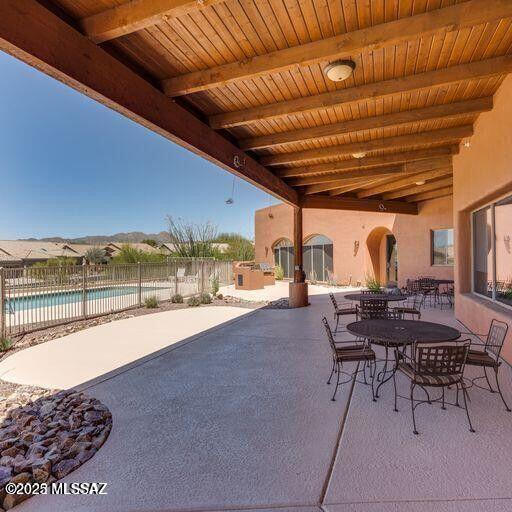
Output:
[[0, 268, 5, 340], [289, 206, 309, 308]]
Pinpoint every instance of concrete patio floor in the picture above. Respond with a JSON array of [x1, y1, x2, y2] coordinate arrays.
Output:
[[12, 292, 512, 512]]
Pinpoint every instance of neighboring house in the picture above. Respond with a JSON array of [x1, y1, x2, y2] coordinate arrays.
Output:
[[0, 241, 163, 267]]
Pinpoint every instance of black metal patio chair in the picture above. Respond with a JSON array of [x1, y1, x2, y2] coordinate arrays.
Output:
[[465, 319, 510, 411], [393, 293, 424, 320], [394, 340, 474, 435], [357, 299, 389, 320], [329, 293, 358, 332], [322, 317, 376, 402]]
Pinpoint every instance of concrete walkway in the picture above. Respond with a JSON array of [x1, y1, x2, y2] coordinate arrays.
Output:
[[220, 281, 360, 302], [9, 293, 512, 512], [0, 307, 252, 389]]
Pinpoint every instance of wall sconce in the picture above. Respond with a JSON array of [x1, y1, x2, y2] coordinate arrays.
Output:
[[353, 240, 360, 256]]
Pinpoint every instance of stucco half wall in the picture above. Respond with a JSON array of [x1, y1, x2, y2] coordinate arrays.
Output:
[[254, 196, 454, 288], [453, 73, 512, 363]]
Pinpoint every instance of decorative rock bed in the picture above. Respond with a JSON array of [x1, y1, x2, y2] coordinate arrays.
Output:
[[0, 389, 112, 510]]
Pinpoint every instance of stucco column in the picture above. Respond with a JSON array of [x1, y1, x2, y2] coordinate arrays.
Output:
[[289, 206, 309, 307]]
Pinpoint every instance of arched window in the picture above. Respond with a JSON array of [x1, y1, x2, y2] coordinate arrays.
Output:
[[273, 238, 294, 279], [303, 235, 333, 282]]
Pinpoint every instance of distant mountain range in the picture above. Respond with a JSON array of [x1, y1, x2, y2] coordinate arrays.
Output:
[[19, 231, 172, 245]]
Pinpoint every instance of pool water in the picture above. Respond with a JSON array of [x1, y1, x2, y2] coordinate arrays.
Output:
[[6, 286, 160, 312]]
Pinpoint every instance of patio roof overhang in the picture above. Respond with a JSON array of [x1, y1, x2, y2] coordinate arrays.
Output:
[[5, 0, 511, 217]]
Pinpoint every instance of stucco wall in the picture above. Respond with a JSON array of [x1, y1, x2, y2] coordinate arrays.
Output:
[[255, 196, 454, 288], [453, 73, 512, 363]]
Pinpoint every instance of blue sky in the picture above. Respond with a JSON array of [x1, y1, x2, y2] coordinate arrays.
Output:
[[0, 51, 278, 240]]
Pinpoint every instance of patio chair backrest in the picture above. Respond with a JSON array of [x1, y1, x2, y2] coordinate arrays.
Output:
[[359, 299, 388, 319], [414, 340, 470, 377], [485, 319, 509, 358], [329, 293, 339, 313], [177, 267, 186, 278], [322, 316, 337, 354]]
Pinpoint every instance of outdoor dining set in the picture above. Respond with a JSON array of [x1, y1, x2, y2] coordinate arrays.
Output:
[[323, 278, 510, 435]]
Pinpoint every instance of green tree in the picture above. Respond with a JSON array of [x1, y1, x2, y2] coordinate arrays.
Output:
[[166, 216, 220, 258], [85, 247, 108, 264], [142, 239, 158, 248], [111, 245, 166, 264]]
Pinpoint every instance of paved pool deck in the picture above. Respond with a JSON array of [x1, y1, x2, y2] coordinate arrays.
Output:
[[7, 291, 512, 512]]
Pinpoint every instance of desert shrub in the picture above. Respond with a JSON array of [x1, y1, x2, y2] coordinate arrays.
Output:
[[365, 274, 381, 291], [0, 338, 12, 352], [274, 265, 284, 280], [200, 292, 212, 304], [171, 293, 183, 303], [187, 296, 201, 307], [144, 296, 159, 308], [210, 275, 220, 296]]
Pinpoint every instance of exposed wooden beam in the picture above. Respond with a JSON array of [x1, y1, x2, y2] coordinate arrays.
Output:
[[406, 186, 454, 202], [211, 56, 512, 129], [240, 97, 491, 151], [80, 0, 225, 44], [305, 159, 452, 194], [277, 148, 455, 179], [288, 163, 407, 187], [304, 166, 404, 195], [357, 168, 453, 198], [260, 126, 469, 167], [162, 0, 512, 96], [328, 176, 396, 196], [382, 177, 454, 200], [0, 0, 298, 206], [302, 195, 418, 215]]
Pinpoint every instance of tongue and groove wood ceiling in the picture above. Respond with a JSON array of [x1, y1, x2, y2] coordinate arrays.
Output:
[[46, 0, 512, 206]]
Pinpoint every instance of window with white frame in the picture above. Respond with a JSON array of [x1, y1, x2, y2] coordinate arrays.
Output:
[[472, 195, 512, 307], [432, 229, 454, 266]]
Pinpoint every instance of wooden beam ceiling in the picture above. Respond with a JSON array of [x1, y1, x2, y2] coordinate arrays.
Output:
[[328, 176, 397, 197], [357, 168, 453, 198], [162, 0, 512, 96], [211, 56, 512, 129], [80, 0, 224, 44], [288, 163, 411, 187], [302, 195, 418, 215], [240, 97, 491, 151], [0, 0, 298, 206], [382, 177, 454, 200], [259, 126, 471, 167], [406, 187, 454, 202], [304, 166, 405, 195], [277, 148, 456, 180]]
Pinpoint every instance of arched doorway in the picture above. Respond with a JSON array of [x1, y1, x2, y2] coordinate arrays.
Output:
[[366, 227, 397, 285], [303, 235, 334, 282], [272, 238, 294, 279]]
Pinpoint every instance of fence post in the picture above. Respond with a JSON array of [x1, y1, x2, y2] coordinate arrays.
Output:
[[138, 262, 142, 306], [0, 268, 5, 340], [174, 261, 178, 296], [82, 263, 87, 319]]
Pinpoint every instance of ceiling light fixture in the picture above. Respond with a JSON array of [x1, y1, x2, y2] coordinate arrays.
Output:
[[352, 152, 366, 159], [324, 60, 356, 82], [415, 180, 426, 186]]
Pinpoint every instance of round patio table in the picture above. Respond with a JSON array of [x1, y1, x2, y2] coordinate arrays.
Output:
[[346, 319, 461, 398], [432, 279, 454, 285], [344, 293, 408, 302], [346, 319, 460, 343]]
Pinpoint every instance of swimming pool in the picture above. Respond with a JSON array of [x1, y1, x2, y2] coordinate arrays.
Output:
[[5, 286, 161, 312]]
